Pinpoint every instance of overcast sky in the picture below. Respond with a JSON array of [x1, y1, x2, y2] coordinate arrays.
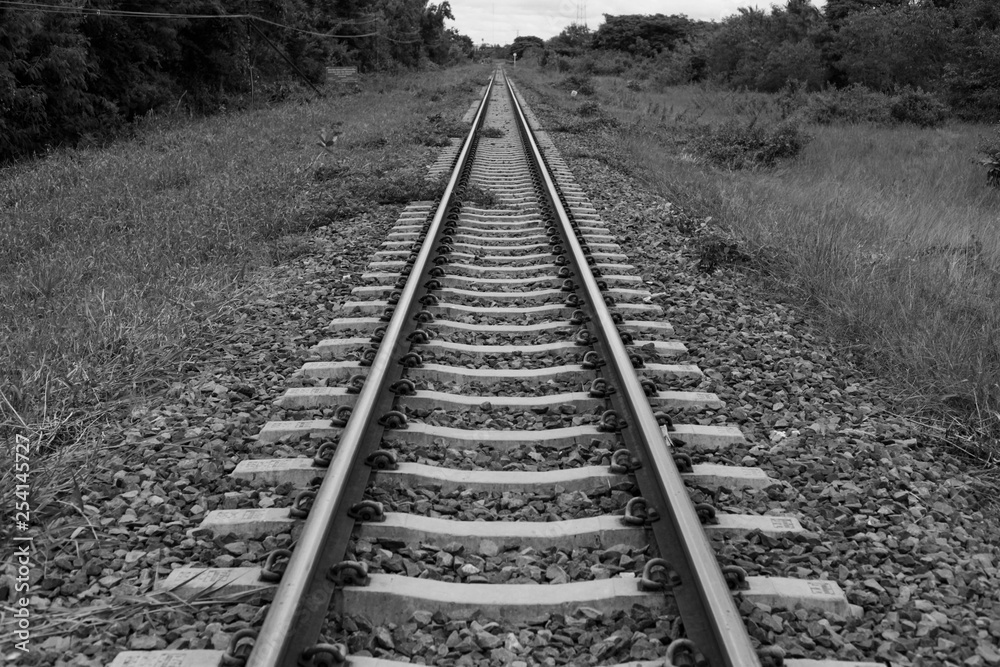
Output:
[[448, 0, 825, 46]]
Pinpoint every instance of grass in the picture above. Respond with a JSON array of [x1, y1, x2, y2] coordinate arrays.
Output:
[[0, 63, 491, 522], [515, 69, 1000, 465]]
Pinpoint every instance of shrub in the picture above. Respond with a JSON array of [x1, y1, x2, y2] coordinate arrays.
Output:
[[560, 75, 595, 96], [648, 45, 703, 90], [889, 88, 949, 127], [977, 125, 1000, 188], [755, 40, 827, 93], [691, 119, 809, 170], [587, 51, 633, 76], [943, 33, 1000, 122], [801, 85, 893, 125], [555, 113, 619, 134]]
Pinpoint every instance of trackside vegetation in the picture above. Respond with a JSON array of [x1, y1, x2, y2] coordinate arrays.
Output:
[[0, 0, 473, 163], [0, 64, 491, 507], [514, 13, 1000, 465]]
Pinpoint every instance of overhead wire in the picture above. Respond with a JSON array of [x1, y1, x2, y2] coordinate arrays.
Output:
[[0, 0, 424, 41]]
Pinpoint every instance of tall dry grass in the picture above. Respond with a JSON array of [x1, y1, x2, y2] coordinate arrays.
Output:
[[518, 71, 1000, 456]]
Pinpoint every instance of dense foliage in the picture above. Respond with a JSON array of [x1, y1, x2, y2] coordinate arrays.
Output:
[[591, 14, 695, 55], [692, 118, 810, 170], [510, 35, 544, 59], [539, 0, 1000, 121], [0, 0, 469, 163]]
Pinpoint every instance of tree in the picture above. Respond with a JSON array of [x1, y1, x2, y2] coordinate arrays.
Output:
[[446, 29, 474, 60], [592, 14, 695, 55], [548, 23, 591, 54], [757, 39, 827, 91], [769, 0, 826, 43], [80, 0, 185, 118], [0, 0, 479, 163], [510, 35, 544, 59], [702, 2, 830, 91], [0, 2, 100, 163], [824, 0, 908, 23], [941, 0, 1000, 118], [421, 2, 454, 64], [831, 4, 954, 91]]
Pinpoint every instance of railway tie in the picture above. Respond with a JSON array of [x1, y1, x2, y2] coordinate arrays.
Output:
[[111, 69, 880, 667]]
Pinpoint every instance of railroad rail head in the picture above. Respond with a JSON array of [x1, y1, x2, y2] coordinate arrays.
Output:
[[502, 72, 762, 667]]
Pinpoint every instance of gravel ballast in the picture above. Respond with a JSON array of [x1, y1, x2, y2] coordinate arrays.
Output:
[[10, 75, 999, 667], [510, 77, 1000, 666], [0, 209, 402, 665]]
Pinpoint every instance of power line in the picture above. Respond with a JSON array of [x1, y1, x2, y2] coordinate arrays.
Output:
[[0, 0, 423, 42]]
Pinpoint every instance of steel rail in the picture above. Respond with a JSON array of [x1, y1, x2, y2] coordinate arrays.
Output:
[[504, 74, 762, 667], [246, 72, 497, 667]]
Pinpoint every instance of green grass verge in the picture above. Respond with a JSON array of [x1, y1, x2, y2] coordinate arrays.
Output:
[[0, 64, 490, 443], [515, 68, 1000, 463]]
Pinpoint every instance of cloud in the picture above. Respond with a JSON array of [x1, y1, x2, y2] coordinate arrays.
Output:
[[448, 0, 824, 45]]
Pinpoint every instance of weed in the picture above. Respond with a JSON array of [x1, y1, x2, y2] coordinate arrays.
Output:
[[801, 84, 894, 125], [412, 113, 467, 147], [978, 125, 1000, 187], [360, 135, 389, 149], [691, 119, 809, 170], [560, 75, 595, 96], [0, 62, 492, 489], [314, 163, 349, 181], [696, 234, 749, 273], [799, 85, 948, 128], [556, 117, 619, 134], [268, 235, 314, 265], [317, 125, 343, 150], [578, 101, 601, 117], [512, 65, 1000, 456], [481, 127, 505, 138], [372, 171, 447, 204], [460, 184, 503, 208], [417, 132, 453, 147]]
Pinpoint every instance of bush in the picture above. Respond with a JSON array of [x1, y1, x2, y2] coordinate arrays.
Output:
[[648, 45, 704, 90], [587, 51, 633, 76], [977, 125, 1000, 188], [578, 101, 601, 117], [889, 88, 949, 127], [801, 85, 893, 125], [691, 119, 809, 170], [553, 56, 573, 73], [943, 33, 1000, 122], [755, 40, 827, 93], [797, 85, 948, 128], [560, 75, 595, 96]]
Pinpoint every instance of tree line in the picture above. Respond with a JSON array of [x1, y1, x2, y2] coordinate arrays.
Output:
[[535, 0, 1000, 120], [0, 0, 473, 164]]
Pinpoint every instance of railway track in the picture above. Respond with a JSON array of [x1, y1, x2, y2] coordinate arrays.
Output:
[[110, 70, 878, 667]]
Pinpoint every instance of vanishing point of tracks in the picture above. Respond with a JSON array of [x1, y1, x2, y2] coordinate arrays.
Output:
[[111, 71, 876, 667]]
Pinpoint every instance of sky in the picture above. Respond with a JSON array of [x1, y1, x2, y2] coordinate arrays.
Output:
[[447, 0, 825, 46]]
